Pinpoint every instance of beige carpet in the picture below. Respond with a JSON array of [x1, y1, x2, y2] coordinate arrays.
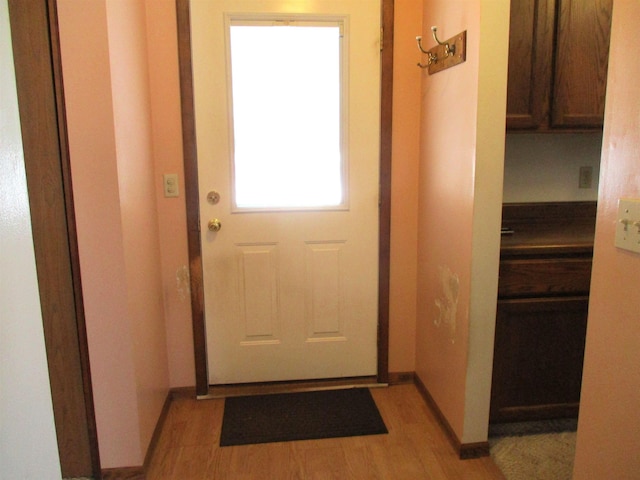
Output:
[[490, 430, 577, 480]]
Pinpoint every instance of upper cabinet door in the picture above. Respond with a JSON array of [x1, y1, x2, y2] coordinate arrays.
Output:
[[552, 0, 613, 128], [506, 0, 555, 130], [506, 0, 613, 131]]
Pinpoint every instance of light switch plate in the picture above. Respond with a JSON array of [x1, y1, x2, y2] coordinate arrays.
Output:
[[163, 173, 179, 198], [615, 198, 640, 254]]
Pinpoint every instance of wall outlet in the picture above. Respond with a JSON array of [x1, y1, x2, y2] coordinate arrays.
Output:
[[163, 173, 179, 198], [578, 166, 593, 189]]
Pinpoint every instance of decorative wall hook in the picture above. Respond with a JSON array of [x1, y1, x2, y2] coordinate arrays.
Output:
[[415, 27, 467, 75], [415, 35, 430, 55], [430, 26, 455, 57], [416, 36, 437, 68]]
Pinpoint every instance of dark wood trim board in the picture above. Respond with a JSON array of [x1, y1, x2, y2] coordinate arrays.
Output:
[[101, 466, 145, 480], [388, 371, 415, 385], [377, 0, 394, 386], [175, 0, 209, 397]]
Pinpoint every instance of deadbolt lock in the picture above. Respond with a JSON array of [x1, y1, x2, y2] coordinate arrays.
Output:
[[207, 190, 221, 205]]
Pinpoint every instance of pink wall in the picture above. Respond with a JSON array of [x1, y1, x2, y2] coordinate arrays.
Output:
[[416, 0, 477, 440], [150, 0, 425, 384], [144, 0, 430, 384], [389, 0, 423, 373], [141, 0, 431, 384], [106, 0, 170, 458], [57, 0, 143, 467], [415, 0, 508, 444], [55, 0, 506, 467], [55, 0, 640, 470], [573, 1, 640, 477], [58, 0, 170, 468], [145, 1, 195, 389]]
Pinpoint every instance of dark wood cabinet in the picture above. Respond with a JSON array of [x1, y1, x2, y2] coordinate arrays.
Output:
[[491, 286, 590, 422], [497, 257, 592, 298], [506, 0, 555, 129], [553, 0, 614, 127], [490, 203, 595, 423], [506, 0, 613, 131]]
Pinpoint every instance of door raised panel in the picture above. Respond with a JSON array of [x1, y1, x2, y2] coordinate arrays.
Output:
[[505, 0, 555, 129], [305, 241, 346, 340], [552, 0, 613, 127], [237, 244, 280, 343]]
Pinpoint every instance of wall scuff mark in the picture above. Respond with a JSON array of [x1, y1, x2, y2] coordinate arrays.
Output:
[[176, 265, 190, 301], [434, 265, 459, 343]]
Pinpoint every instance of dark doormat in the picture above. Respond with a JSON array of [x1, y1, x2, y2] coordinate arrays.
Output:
[[219, 388, 387, 447]]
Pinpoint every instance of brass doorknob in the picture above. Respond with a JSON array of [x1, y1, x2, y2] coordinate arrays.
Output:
[[208, 219, 222, 232]]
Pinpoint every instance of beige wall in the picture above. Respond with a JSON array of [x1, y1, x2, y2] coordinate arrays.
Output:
[[573, 0, 640, 477], [415, 0, 508, 444], [503, 132, 603, 203]]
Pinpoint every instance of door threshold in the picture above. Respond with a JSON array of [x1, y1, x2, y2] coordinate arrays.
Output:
[[198, 376, 388, 400]]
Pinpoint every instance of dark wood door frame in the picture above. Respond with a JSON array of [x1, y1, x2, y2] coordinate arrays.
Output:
[[176, 0, 394, 396], [8, 0, 101, 477]]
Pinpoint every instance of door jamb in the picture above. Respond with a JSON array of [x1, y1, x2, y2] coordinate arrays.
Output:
[[8, 0, 101, 476], [176, 0, 394, 396]]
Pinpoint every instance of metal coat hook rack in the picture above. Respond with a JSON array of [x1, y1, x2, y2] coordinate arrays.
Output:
[[416, 26, 467, 75]]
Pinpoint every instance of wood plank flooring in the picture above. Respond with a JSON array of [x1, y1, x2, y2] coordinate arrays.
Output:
[[147, 384, 506, 479]]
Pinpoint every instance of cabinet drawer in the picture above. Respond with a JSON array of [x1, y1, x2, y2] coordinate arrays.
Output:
[[498, 257, 592, 298]]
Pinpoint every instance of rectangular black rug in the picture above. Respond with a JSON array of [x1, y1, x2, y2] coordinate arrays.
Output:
[[219, 388, 387, 446]]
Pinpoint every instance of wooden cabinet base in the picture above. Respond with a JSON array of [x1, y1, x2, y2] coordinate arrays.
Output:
[[490, 297, 588, 423], [492, 403, 580, 423]]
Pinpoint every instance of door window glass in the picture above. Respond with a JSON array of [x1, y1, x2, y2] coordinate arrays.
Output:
[[229, 21, 345, 210]]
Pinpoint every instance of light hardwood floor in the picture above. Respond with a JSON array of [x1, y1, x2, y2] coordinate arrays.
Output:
[[147, 383, 506, 479]]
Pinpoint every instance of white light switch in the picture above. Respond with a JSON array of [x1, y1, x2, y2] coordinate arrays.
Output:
[[615, 198, 640, 254], [163, 173, 179, 198]]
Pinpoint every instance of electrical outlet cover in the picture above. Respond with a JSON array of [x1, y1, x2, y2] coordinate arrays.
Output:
[[163, 173, 179, 198]]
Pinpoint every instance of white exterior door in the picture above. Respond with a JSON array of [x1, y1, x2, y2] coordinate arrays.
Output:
[[190, 0, 381, 384]]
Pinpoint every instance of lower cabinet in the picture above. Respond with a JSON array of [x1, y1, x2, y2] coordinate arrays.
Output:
[[490, 297, 588, 422], [491, 203, 595, 424]]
